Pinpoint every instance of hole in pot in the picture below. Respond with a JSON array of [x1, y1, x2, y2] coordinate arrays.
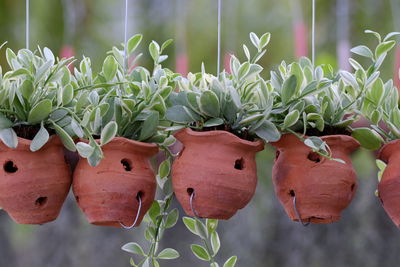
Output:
[[75, 196, 80, 203], [187, 188, 194, 196], [307, 152, 321, 163], [35, 197, 48, 207], [275, 150, 280, 160], [136, 191, 143, 201], [234, 158, 245, 170], [3, 161, 18, 173], [351, 184, 355, 192], [289, 190, 295, 197], [121, 159, 132, 171]]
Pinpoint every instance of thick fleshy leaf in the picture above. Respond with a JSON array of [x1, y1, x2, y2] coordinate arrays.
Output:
[[281, 75, 297, 105], [100, 121, 118, 146], [199, 91, 220, 117], [223, 256, 238, 267], [191, 244, 210, 261], [254, 121, 280, 142], [165, 208, 179, 228], [0, 128, 18, 148], [76, 142, 95, 158], [30, 123, 49, 152], [102, 56, 118, 81], [28, 99, 52, 124], [351, 127, 383, 150], [52, 123, 76, 152], [0, 114, 13, 129], [157, 248, 179, 260], [121, 242, 145, 256], [139, 112, 159, 141]]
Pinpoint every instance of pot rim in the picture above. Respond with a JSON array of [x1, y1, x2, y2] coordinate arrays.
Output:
[[378, 139, 400, 163], [175, 128, 264, 151], [79, 136, 159, 157]]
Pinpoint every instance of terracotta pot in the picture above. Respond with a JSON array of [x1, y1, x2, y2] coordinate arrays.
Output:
[[271, 134, 359, 224], [73, 137, 158, 227], [0, 136, 71, 224], [377, 140, 400, 227], [172, 128, 264, 220]]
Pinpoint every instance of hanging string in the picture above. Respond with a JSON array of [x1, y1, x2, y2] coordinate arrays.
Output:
[[312, 0, 315, 65], [217, 0, 222, 77], [123, 0, 129, 74], [26, 0, 30, 49]]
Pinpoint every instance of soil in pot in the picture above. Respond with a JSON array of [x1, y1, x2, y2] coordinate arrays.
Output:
[[73, 137, 158, 227], [172, 128, 264, 220], [377, 139, 400, 227], [0, 134, 71, 224], [271, 134, 359, 224]]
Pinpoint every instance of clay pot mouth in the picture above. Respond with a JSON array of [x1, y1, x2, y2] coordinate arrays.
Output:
[[78, 137, 159, 157], [378, 139, 400, 163], [175, 128, 264, 152], [271, 133, 360, 153]]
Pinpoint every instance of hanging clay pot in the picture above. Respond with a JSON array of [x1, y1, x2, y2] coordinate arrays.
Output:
[[172, 128, 264, 220], [271, 134, 359, 224], [73, 137, 158, 227], [0, 136, 71, 224], [377, 140, 400, 227]]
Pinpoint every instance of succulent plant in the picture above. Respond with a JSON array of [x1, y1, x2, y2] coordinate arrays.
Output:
[[0, 42, 86, 153], [165, 32, 280, 143]]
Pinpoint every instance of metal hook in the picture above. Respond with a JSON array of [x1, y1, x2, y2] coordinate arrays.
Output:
[[119, 194, 142, 229], [189, 190, 202, 218], [293, 194, 310, 227]]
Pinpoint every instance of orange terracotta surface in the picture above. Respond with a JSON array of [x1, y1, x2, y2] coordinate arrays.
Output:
[[378, 140, 400, 227], [271, 134, 359, 224], [172, 128, 264, 220], [73, 137, 158, 227], [0, 136, 71, 224]]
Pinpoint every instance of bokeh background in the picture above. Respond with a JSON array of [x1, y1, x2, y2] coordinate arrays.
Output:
[[1, 0, 400, 266]]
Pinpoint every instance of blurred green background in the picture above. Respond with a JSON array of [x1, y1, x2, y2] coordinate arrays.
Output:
[[1, 0, 400, 266]]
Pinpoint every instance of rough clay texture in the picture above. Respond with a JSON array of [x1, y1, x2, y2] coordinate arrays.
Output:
[[271, 134, 359, 224], [172, 128, 264, 220], [0, 136, 71, 224], [73, 137, 158, 227], [378, 140, 400, 227]]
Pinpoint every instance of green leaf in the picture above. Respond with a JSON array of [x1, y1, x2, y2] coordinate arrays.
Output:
[[28, 99, 52, 124], [254, 121, 280, 142], [206, 219, 218, 233], [0, 128, 18, 148], [211, 231, 220, 255], [62, 84, 74, 105], [20, 79, 34, 100], [375, 41, 396, 59], [195, 219, 208, 239], [121, 242, 146, 256], [0, 114, 13, 130], [166, 106, 195, 124], [283, 110, 300, 129], [190, 244, 210, 261], [223, 256, 238, 267], [376, 159, 387, 182], [100, 121, 118, 146], [161, 39, 173, 52], [351, 127, 383, 150], [76, 142, 95, 158], [281, 75, 297, 105], [237, 62, 250, 80], [71, 119, 84, 138], [249, 32, 260, 48], [127, 34, 143, 54], [30, 123, 49, 152], [259, 32, 271, 49], [165, 208, 179, 228], [157, 248, 179, 260], [204, 118, 224, 127], [199, 91, 220, 117], [149, 41, 160, 62], [52, 123, 76, 152], [183, 217, 198, 235], [148, 201, 161, 223], [158, 159, 171, 178], [102, 55, 118, 81], [350, 45, 374, 59], [139, 112, 159, 141]]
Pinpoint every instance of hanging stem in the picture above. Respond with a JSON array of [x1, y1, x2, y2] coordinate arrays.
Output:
[[217, 0, 222, 77], [123, 0, 129, 74], [26, 0, 30, 49], [312, 0, 316, 65]]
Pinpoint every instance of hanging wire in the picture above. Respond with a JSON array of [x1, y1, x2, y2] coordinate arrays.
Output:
[[217, 0, 222, 77], [293, 195, 310, 227], [312, 0, 316, 65], [189, 190, 201, 218], [123, 0, 129, 74], [26, 0, 30, 49], [119, 194, 143, 229]]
